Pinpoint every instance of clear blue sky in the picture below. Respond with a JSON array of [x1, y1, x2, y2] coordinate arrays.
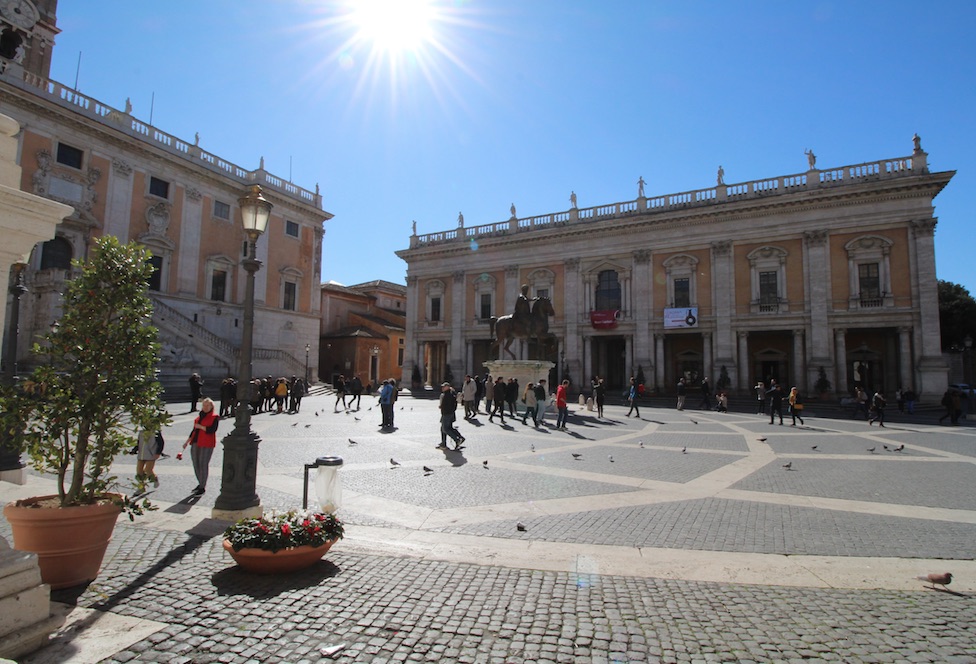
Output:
[[48, 1, 976, 292]]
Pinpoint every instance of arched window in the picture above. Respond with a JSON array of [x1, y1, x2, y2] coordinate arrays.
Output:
[[39, 237, 73, 271], [595, 270, 621, 310]]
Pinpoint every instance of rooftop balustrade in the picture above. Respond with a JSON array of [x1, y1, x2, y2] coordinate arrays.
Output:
[[410, 151, 927, 248], [1, 60, 322, 210]]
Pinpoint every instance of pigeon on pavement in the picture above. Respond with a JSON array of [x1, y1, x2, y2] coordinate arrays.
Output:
[[348, 438, 358, 445], [354, 416, 361, 421], [757, 437, 767, 442], [883, 444, 889, 451], [681, 446, 687, 454], [690, 418, 698, 425], [516, 522, 527, 532], [483, 460, 489, 468], [783, 462, 793, 470], [530, 444, 536, 453], [916, 572, 953, 589], [608, 455, 614, 463], [389, 458, 400, 467], [867, 447, 876, 453], [571, 453, 583, 460], [291, 423, 298, 427], [639, 441, 645, 448], [423, 465, 433, 473], [305, 424, 312, 428], [811, 445, 818, 450], [895, 444, 905, 452]]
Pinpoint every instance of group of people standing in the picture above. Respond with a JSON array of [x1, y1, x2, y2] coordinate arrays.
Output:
[[755, 381, 806, 426]]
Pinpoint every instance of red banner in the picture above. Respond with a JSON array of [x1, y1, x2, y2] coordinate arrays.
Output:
[[590, 310, 620, 329]]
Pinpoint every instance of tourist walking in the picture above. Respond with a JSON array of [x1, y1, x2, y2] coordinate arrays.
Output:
[[699, 377, 712, 410], [767, 384, 785, 425], [134, 422, 165, 495], [676, 378, 687, 411], [521, 381, 539, 426], [788, 386, 805, 426], [626, 376, 641, 418], [461, 374, 477, 419], [534, 380, 549, 424], [349, 374, 364, 409], [555, 379, 570, 430], [438, 382, 465, 450], [593, 376, 606, 418], [489, 376, 507, 424], [754, 381, 765, 415], [334, 374, 348, 411], [851, 386, 869, 419], [379, 379, 395, 429], [868, 390, 886, 427]]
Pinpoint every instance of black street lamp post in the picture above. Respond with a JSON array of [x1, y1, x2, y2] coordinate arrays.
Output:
[[213, 185, 272, 519], [305, 343, 310, 384]]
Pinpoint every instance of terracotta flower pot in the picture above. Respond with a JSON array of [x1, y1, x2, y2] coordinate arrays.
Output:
[[222, 538, 336, 574], [3, 494, 122, 589]]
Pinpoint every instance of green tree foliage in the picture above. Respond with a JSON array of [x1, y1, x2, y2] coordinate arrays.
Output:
[[938, 280, 976, 351], [0, 237, 168, 507]]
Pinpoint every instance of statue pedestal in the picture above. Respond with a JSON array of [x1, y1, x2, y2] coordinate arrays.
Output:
[[483, 360, 554, 392]]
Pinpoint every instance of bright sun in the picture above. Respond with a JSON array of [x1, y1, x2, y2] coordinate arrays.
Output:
[[351, 0, 435, 52]]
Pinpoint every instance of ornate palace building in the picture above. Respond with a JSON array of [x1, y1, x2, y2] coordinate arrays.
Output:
[[397, 140, 951, 399], [0, 0, 331, 393]]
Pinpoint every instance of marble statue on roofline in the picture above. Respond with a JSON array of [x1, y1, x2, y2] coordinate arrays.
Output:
[[804, 149, 816, 169]]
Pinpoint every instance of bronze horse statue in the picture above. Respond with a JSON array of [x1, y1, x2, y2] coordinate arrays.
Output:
[[490, 296, 556, 360]]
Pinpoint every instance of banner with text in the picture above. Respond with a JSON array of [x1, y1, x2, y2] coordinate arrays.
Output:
[[664, 308, 699, 329]]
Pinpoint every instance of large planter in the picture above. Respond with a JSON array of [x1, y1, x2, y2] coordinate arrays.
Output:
[[222, 539, 336, 574], [3, 494, 122, 589]]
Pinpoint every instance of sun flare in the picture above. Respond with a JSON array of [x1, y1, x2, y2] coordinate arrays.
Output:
[[351, 0, 436, 52]]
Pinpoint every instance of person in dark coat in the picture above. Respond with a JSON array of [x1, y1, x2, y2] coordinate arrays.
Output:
[[767, 384, 785, 425], [188, 372, 203, 412], [489, 376, 507, 424]]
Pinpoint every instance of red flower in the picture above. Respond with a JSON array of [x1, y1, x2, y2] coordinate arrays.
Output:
[[281, 523, 291, 536]]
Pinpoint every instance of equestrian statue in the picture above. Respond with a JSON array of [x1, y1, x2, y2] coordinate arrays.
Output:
[[490, 284, 556, 360]]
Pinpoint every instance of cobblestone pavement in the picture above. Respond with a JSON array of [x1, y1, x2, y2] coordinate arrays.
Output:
[[2, 391, 975, 662]]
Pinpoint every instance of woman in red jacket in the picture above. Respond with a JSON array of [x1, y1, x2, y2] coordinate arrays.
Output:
[[182, 397, 220, 495]]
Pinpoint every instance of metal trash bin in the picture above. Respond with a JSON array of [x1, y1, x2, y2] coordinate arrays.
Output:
[[303, 456, 343, 513]]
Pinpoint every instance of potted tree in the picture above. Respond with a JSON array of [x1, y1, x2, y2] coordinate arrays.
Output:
[[1, 237, 168, 589], [814, 366, 833, 400]]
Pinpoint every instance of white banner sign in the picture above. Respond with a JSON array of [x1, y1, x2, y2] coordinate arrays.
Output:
[[664, 307, 699, 329]]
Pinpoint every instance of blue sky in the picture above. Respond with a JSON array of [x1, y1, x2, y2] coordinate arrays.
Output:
[[48, 1, 975, 292]]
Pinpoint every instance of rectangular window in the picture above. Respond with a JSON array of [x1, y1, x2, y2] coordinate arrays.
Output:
[[858, 263, 881, 306], [242, 241, 249, 257], [397, 348, 404, 366], [210, 269, 227, 302], [56, 142, 84, 169], [285, 220, 300, 238], [536, 288, 549, 300], [480, 293, 492, 320], [283, 282, 297, 311], [759, 271, 778, 310], [149, 176, 170, 199], [147, 256, 163, 292], [213, 200, 231, 220], [430, 297, 441, 322], [673, 278, 690, 308], [858, 263, 880, 297]]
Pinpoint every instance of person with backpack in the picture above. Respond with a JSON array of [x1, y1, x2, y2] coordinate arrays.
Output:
[[626, 376, 641, 418], [438, 382, 465, 450], [521, 381, 539, 427]]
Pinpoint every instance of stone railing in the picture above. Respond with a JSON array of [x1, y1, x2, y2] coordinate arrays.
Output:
[[151, 297, 236, 357], [0, 60, 321, 209], [411, 152, 927, 248], [253, 348, 305, 377]]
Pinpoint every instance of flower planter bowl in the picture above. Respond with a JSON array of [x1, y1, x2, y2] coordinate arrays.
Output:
[[222, 538, 337, 574], [3, 494, 122, 589]]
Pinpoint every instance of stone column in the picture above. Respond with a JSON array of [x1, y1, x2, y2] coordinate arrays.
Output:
[[505, 265, 520, 313], [177, 187, 204, 297], [737, 331, 750, 390], [792, 329, 805, 390], [563, 257, 581, 373], [632, 249, 652, 378], [834, 328, 848, 395], [910, 219, 948, 396], [804, 230, 832, 389], [655, 334, 665, 388], [710, 240, 736, 389], [450, 270, 465, 372], [625, 334, 633, 381], [582, 335, 591, 380], [401, 276, 419, 385], [702, 332, 712, 384], [898, 327, 913, 391]]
